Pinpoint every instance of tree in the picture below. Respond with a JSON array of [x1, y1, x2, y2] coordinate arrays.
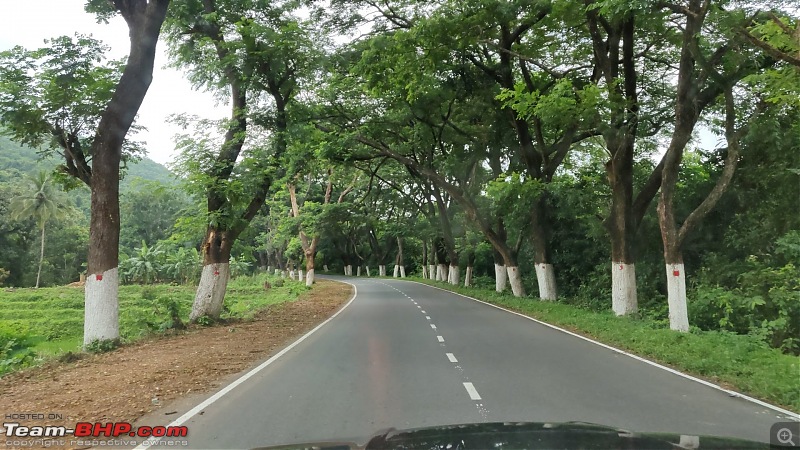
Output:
[[0, 0, 172, 346], [82, 0, 171, 347], [164, 0, 323, 321], [9, 172, 69, 288], [656, 2, 795, 331]]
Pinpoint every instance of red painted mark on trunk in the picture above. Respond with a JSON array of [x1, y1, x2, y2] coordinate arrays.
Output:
[[96, 274, 103, 281], [214, 271, 220, 276], [673, 270, 680, 277], [619, 265, 624, 270]]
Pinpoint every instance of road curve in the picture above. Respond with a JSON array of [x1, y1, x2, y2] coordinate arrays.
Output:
[[171, 276, 792, 448]]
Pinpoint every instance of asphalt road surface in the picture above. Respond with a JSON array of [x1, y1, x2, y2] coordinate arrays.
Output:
[[163, 277, 796, 448]]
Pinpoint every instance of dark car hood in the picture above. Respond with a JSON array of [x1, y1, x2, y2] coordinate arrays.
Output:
[[254, 421, 772, 449]]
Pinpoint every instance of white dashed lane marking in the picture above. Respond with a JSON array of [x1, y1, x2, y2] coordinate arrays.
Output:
[[437, 336, 444, 342], [446, 353, 458, 363], [426, 316, 431, 320], [463, 382, 482, 400], [430, 324, 437, 330]]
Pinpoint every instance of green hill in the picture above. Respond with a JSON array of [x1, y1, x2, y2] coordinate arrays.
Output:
[[0, 135, 176, 188]]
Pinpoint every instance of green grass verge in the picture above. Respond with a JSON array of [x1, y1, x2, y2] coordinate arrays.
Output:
[[409, 277, 800, 413], [0, 274, 309, 374]]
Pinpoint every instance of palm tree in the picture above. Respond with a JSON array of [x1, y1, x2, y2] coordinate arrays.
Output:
[[10, 171, 68, 288], [124, 240, 165, 284]]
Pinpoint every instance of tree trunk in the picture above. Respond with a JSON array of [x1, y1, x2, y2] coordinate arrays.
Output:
[[36, 222, 45, 288], [395, 236, 405, 278], [365, 266, 371, 277], [464, 251, 475, 287], [507, 266, 524, 297], [428, 265, 435, 280], [534, 263, 557, 301], [393, 264, 399, 277], [448, 265, 459, 285], [379, 265, 386, 277], [421, 241, 428, 279], [437, 264, 447, 281], [190, 228, 233, 322], [665, 262, 689, 332], [608, 175, 639, 315], [495, 263, 507, 293], [305, 253, 315, 287], [530, 195, 557, 300], [84, 0, 171, 348], [356, 266, 361, 277], [298, 269, 304, 282]]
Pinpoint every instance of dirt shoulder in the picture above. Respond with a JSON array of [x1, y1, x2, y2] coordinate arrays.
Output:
[[0, 279, 352, 446]]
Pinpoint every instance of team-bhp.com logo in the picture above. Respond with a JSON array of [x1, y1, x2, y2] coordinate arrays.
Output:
[[3, 421, 188, 446]]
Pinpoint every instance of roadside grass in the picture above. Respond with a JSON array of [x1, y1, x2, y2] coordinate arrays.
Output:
[[408, 277, 800, 413], [0, 274, 309, 375]]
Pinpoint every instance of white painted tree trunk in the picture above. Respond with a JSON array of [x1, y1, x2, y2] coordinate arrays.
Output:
[[399, 266, 406, 278], [666, 263, 689, 332], [448, 265, 459, 285], [534, 263, 557, 301], [305, 268, 315, 287], [289, 269, 296, 279], [393, 265, 400, 277], [323, 264, 329, 272], [281, 270, 287, 278], [437, 264, 447, 281], [379, 265, 386, 277], [428, 265, 435, 280], [298, 269, 304, 282], [357, 266, 361, 277], [190, 263, 231, 322], [83, 268, 119, 346], [267, 265, 272, 273], [366, 266, 371, 277], [612, 262, 638, 315], [274, 269, 280, 276], [495, 264, 507, 293], [464, 266, 473, 287], [507, 266, 525, 297]]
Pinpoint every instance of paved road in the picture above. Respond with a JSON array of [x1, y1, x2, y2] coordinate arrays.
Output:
[[168, 277, 794, 448]]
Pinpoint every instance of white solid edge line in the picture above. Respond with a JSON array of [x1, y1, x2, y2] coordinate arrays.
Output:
[[446, 353, 458, 363], [404, 280, 800, 420], [134, 281, 360, 449], [463, 382, 482, 400]]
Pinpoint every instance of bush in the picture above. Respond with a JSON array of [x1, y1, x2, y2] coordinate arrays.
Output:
[[0, 323, 37, 375], [690, 260, 800, 354], [85, 338, 120, 353]]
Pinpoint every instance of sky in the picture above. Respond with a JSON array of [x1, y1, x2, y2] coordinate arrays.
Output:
[[0, 0, 228, 166]]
